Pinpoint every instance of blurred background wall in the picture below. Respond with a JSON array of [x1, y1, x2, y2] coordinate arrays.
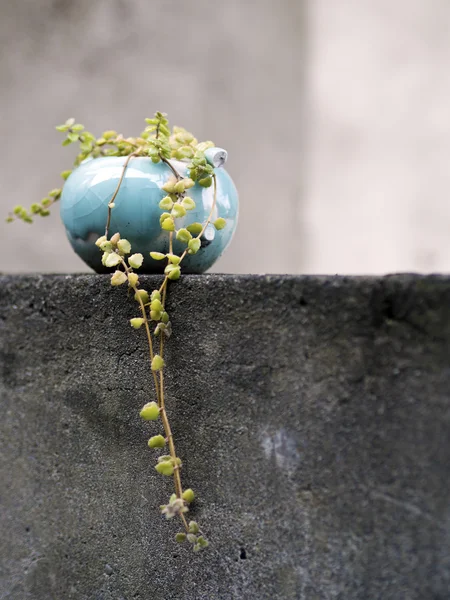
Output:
[[1, 0, 449, 275]]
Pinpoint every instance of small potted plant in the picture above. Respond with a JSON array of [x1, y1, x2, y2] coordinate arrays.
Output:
[[7, 111, 239, 552]]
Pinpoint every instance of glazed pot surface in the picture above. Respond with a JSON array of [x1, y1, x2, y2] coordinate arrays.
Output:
[[60, 156, 238, 273]]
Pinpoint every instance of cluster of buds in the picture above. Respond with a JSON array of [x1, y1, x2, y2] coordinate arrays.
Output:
[[7, 187, 63, 224], [174, 519, 209, 552]]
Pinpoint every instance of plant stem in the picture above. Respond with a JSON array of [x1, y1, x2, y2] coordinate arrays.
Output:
[[158, 280, 185, 509], [161, 157, 182, 180], [118, 257, 160, 405], [105, 152, 138, 238], [106, 152, 216, 537]]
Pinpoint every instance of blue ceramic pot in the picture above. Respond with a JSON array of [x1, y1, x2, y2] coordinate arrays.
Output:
[[60, 151, 238, 273]]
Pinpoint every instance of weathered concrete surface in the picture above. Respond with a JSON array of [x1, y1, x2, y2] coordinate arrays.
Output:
[[0, 274, 449, 600]]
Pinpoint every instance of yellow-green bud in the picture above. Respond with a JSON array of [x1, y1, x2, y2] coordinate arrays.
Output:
[[161, 177, 177, 193], [155, 461, 174, 476], [105, 252, 121, 267], [174, 181, 185, 194], [161, 311, 170, 324], [196, 141, 215, 152], [182, 489, 195, 503], [111, 270, 127, 286], [164, 264, 181, 280], [128, 253, 144, 269], [188, 238, 201, 254], [182, 197, 196, 211], [61, 170, 72, 180], [128, 273, 139, 287], [151, 290, 161, 301], [159, 196, 174, 210], [166, 254, 180, 264], [134, 289, 149, 304], [117, 239, 131, 254], [150, 299, 162, 312], [140, 401, 159, 421], [175, 131, 194, 144], [148, 435, 166, 448], [175, 533, 187, 543], [151, 354, 165, 371], [186, 222, 203, 236], [213, 218, 226, 230], [172, 204, 186, 218], [176, 228, 192, 243], [161, 217, 175, 231], [198, 176, 212, 188], [158, 455, 172, 463], [100, 241, 113, 252], [183, 178, 195, 189], [130, 317, 145, 329], [188, 521, 199, 534], [150, 252, 166, 260], [150, 310, 162, 321], [103, 130, 117, 140], [95, 235, 107, 247]]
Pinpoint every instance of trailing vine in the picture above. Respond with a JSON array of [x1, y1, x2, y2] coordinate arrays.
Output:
[[7, 111, 230, 552]]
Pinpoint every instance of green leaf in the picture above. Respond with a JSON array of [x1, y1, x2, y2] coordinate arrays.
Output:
[[110, 271, 127, 286], [117, 239, 131, 254], [150, 252, 166, 260], [79, 141, 92, 153], [159, 196, 174, 210], [161, 217, 175, 231], [105, 253, 121, 267], [151, 354, 165, 371], [186, 222, 203, 236], [155, 462, 174, 476], [213, 217, 226, 230], [148, 435, 166, 448], [188, 521, 199, 534], [128, 253, 144, 269], [182, 197, 196, 211], [188, 238, 201, 254], [198, 176, 212, 188], [176, 228, 192, 243], [172, 204, 186, 219], [140, 402, 159, 420]]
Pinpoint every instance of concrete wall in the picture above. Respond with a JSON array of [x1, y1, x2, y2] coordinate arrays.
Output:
[[1, 0, 449, 275], [1, 274, 449, 599]]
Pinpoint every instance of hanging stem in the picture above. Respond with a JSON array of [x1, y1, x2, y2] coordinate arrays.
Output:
[[105, 152, 138, 238], [118, 257, 160, 405], [102, 134, 214, 541]]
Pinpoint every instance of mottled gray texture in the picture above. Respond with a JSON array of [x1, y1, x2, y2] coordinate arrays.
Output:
[[0, 274, 449, 600]]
